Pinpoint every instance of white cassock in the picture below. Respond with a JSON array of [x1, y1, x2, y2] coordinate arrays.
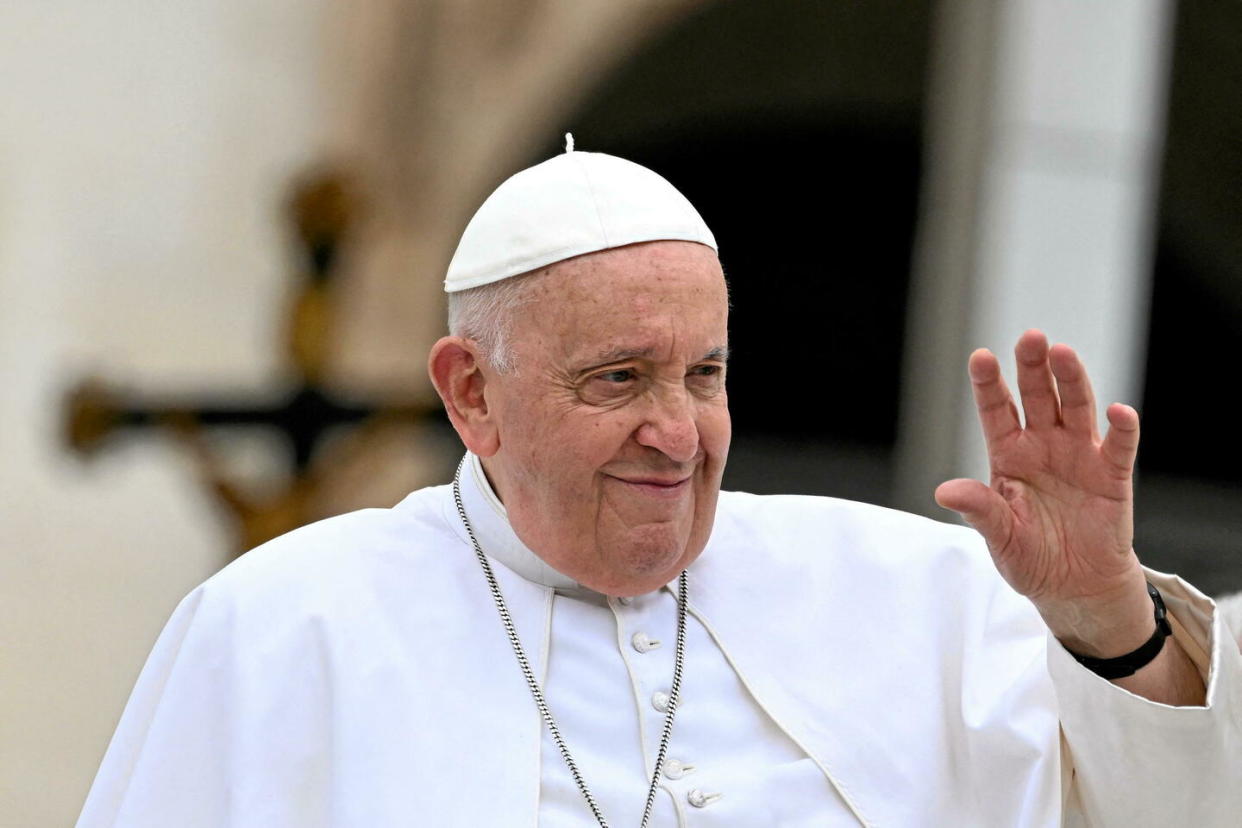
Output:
[[78, 453, 1241, 827]]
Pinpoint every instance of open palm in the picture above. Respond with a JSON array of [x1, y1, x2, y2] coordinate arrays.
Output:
[[935, 330, 1143, 607]]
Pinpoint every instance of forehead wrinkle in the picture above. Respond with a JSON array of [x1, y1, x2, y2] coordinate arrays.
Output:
[[515, 242, 728, 365]]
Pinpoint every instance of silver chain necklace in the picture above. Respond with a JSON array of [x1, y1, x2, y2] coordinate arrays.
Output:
[[452, 461, 687, 828]]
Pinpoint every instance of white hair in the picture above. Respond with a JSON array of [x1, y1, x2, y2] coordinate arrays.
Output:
[[446, 273, 541, 374]]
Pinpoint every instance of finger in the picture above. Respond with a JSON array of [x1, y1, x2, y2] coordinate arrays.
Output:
[[1100, 403, 1140, 476], [1048, 343, 1099, 439], [934, 478, 1014, 552], [967, 348, 1022, 449], [1014, 329, 1061, 430]]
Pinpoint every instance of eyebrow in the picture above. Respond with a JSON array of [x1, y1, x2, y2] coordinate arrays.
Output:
[[581, 344, 730, 368]]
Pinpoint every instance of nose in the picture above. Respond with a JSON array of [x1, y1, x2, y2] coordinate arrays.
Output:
[[634, 387, 700, 463]]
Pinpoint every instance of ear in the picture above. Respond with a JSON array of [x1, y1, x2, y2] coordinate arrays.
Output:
[[428, 336, 500, 457]]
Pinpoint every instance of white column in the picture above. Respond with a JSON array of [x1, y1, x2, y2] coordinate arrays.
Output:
[[894, 0, 1175, 516]]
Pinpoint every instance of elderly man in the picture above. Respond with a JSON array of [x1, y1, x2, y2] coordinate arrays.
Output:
[[80, 146, 1239, 827]]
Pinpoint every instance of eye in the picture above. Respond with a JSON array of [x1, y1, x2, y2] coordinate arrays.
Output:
[[688, 363, 726, 382], [687, 363, 726, 393], [577, 367, 641, 406], [596, 369, 635, 384]]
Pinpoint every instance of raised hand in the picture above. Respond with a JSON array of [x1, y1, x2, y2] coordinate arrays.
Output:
[[934, 330, 1154, 657]]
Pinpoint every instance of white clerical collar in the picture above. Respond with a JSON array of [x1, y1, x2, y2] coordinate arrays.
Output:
[[455, 452, 580, 591]]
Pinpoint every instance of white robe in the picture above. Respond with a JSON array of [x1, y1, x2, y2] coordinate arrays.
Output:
[[78, 455, 1242, 826], [459, 452, 848, 825]]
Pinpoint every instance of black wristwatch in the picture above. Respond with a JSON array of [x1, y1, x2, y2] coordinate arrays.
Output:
[[1068, 582, 1172, 680]]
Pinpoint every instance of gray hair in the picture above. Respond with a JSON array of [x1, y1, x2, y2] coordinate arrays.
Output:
[[446, 273, 540, 374]]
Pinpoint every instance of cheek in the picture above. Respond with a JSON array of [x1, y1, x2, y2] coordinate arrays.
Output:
[[525, 418, 639, 504], [698, 402, 732, 457], [502, 394, 571, 455], [576, 414, 642, 459]]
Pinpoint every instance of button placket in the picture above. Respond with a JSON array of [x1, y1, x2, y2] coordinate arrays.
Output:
[[614, 587, 695, 803]]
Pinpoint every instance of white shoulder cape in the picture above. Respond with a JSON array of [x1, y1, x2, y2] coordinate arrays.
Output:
[[78, 483, 1242, 826]]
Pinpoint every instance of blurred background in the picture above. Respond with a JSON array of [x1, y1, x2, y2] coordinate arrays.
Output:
[[2, 0, 1239, 823]]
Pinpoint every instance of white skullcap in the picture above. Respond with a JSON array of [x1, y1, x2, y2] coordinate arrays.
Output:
[[444, 138, 717, 293]]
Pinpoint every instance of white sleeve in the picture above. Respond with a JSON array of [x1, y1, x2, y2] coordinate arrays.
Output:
[[1052, 569, 1242, 827], [75, 582, 334, 828]]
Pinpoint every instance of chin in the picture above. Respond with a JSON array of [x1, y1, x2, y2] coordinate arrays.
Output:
[[610, 526, 694, 585]]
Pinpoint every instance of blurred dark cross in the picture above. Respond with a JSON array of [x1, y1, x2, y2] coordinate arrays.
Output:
[[63, 171, 441, 555]]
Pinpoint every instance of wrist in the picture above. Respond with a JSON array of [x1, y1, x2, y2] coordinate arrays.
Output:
[[1065, 583, 1171, 679], [1036, 567, 1156, 658]]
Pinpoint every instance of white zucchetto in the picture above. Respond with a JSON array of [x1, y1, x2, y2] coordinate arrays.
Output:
[[444, 138, 717, 293]]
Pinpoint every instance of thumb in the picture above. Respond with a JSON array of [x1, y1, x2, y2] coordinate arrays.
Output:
[[934, 478, 1013, 551]]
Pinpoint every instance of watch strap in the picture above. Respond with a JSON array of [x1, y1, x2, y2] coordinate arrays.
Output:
[[1068, 582, 1172, 680]]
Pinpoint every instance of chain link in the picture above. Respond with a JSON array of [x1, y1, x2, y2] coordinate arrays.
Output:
[[453, 459, 687, 828]]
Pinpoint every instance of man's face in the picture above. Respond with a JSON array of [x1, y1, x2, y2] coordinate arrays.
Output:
[[481, 240, 731, 596]]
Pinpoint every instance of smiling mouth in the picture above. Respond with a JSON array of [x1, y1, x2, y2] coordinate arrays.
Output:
[[606, 475, 692, 498]]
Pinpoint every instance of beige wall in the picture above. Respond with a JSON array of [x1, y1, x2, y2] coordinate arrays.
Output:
[[0, 2, 703, 822], [0, 2, 331, 822]]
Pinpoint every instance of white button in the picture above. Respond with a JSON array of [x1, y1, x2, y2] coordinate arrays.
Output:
[[617, 595, 633, 605], [631, 632, 661, 653], [664, 759, 695, 780], [687, 789, 722, 808], [651, 691, 671, 712]]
